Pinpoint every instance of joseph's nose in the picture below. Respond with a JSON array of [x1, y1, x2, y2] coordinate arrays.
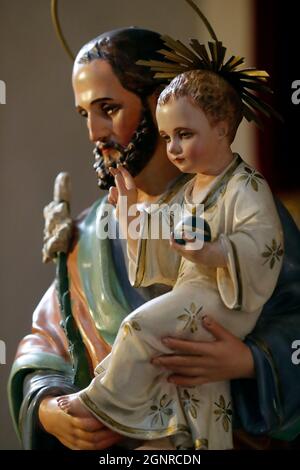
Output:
[[88, 114, 111, 143]]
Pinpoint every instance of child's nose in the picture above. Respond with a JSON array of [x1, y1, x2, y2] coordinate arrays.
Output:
[[168, 139, 181, 155]]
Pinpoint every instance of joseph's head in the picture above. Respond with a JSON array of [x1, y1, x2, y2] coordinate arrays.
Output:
[[72, 27, 168, 189]]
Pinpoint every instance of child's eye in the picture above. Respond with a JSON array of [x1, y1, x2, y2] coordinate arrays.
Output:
[[160, 134, 170, 143], [179, 131, 193, 139]]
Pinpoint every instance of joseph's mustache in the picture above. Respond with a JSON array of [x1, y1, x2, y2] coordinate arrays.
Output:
[[93, 139, 136, 168], [94, 141, 126, 158]]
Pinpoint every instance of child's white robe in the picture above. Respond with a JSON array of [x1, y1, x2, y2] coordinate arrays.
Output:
[[80, 154, 283, 449]]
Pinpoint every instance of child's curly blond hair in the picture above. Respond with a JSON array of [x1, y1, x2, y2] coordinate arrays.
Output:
[[158, 70, 243, 144]]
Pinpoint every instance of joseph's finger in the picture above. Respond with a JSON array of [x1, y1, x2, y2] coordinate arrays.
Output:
[[152, 354, 205, 367], [165, 366, 204, 376], [202, 315, 237, 342], [162, 337, 213, 355], [74, 426, 122, 443], [72, 416, 105, 432]]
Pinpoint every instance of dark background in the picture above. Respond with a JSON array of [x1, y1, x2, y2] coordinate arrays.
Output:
[[255, 0, 300, 194]]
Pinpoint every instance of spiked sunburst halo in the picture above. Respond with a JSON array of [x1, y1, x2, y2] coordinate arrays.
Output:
[[137, 35, 282, 128]]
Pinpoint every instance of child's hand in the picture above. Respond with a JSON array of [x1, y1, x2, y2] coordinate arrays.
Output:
[[109, 165, 138, 220], [108, 185, 119, 207], [170, 232, 227, 268]]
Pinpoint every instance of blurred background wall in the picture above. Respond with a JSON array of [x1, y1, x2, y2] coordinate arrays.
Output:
[[0, 0, 298, 449]]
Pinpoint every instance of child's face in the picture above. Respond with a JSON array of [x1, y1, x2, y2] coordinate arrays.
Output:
[[156, 96, 226, 174]]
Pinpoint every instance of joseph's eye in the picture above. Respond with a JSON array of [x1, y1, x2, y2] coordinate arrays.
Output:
[[78, 109, 88, 118], [101, 104, 120, 116]]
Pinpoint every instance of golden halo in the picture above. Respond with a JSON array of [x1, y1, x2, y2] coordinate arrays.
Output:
[[50, 0, 218, 61]]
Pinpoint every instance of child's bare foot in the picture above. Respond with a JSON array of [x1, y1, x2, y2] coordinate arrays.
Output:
[[56, 393, 93, 418]]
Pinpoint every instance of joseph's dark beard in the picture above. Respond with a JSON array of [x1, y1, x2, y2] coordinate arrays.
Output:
[[93, 102, 159, 190]]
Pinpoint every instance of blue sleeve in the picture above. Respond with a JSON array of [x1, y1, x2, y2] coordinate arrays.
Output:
[[231, 199, 300, 440]]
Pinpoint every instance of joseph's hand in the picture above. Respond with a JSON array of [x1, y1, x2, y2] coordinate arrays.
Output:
[[39, 396, 124, 450], [152, 315, 255, 386]]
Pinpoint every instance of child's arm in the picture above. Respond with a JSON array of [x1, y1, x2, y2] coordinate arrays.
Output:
[[215, 178, 284, 313], [171, 172, 284, 313], [109, 166, 140, 262], [110, 166, 181, 288]]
